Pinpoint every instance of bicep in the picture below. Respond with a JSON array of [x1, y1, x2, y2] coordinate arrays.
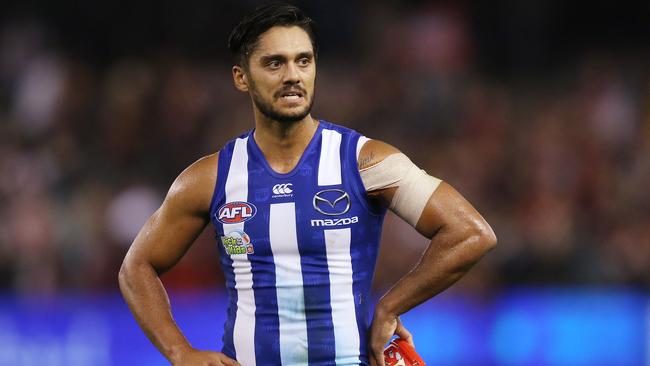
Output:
[[128, 199, 209, 274], [123, 153, 217, 274]]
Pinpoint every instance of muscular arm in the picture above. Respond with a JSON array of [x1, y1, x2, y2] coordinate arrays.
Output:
[[375, 181, 495, 314], [118, 154, 237, 365], [359, 140, 497, 365]]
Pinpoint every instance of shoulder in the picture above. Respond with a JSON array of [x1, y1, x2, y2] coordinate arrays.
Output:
[[318, 121, 400, 169], [319, 120, 362, 139], [318, 120, 389, 164], [357, 139, 402, 170], [165, 152, 219, 216]]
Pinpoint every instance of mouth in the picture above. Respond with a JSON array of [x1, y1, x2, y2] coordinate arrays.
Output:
[[277, 88, 306, 102]]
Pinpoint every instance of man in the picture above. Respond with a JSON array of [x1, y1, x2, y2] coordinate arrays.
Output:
[[119, 3, 496, 366]]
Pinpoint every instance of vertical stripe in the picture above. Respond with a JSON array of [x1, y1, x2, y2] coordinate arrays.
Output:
[[247, 142, 282, 365], [224, 136, 256, 366], [324, 228, 361, 364], [356, 136, 370, 161], [318, 129, 342, 186], [214, 145, 237, 358], [299, 224, 335, 363], [269, 202, 309, 364]]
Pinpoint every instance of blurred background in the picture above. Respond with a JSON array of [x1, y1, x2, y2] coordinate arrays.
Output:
[[0, 0, 649, 365]]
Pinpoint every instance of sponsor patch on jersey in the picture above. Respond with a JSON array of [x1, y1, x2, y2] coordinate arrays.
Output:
[[311, 216, 359, 227], [313, 189, 351, 215], [272, 183, 294, 198], [216, 201, 257, 224], [221, 229, 254, 255]]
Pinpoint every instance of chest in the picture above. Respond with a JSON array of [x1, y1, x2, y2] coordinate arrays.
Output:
[[220, 163, 367, 255]]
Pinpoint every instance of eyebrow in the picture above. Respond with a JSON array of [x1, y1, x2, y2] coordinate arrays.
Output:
[[258, 51, 314, 64]]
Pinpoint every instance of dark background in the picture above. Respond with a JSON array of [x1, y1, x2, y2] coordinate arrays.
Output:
[[1, 0, 649, 295]]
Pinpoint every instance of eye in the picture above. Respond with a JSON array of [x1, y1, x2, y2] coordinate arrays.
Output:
[[297, 58, 311, 67], [266, 60, 282, 69]]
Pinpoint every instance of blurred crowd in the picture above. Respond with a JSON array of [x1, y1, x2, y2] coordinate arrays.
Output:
[[1, 2, 649, 295]]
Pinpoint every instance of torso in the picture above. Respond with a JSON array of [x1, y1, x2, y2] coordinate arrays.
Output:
[[209, 121, 385, 366]]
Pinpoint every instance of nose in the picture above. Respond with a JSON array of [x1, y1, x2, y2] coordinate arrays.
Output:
[[283, 61, 301, 85]]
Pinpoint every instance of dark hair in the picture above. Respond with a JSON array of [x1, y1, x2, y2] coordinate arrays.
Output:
[[228, 3, 318, 66]]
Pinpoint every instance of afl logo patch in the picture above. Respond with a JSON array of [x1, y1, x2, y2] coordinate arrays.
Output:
[[216, 201, 257, 224]]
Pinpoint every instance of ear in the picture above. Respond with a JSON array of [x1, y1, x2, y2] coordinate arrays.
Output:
[[232, 65, 249, 92]]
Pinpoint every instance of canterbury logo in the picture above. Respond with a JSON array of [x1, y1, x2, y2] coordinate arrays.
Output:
[[272, 183, 293, 195]]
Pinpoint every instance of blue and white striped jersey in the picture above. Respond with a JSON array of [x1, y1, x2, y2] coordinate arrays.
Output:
[[209, 121, 386, 366]]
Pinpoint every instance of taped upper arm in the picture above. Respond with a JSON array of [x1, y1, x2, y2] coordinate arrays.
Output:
[[357, 139, 492, 244], [357, 139, 442, 227]]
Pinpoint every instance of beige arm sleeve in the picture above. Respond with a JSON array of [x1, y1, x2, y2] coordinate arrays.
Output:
[[359, 153, 441, 226]]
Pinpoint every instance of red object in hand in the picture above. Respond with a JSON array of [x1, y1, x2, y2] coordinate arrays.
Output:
[[383, 338, 426, 366]]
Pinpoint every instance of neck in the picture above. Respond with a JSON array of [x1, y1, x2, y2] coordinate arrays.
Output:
[[253, 111, 319, 173]]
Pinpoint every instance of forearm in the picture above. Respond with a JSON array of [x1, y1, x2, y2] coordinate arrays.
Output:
[[376, 225, 495, 317], [119, 260, 191, 364]]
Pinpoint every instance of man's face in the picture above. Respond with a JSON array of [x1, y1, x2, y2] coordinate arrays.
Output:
[[239, 26, 316, 123]]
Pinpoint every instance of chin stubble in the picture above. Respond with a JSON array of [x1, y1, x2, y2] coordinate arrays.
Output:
[[249, 77, 315, 123]]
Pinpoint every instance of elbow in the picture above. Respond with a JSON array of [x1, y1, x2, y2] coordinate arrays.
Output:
[[438, 217, 497, 275], [452, 221, 496, 273], [118, 251, 160, 294], [118, 258, 131, 292], [472, 219, 497, 255], [118, 252, 140, 293]]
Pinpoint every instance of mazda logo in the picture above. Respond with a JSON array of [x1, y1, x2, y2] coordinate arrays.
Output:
[[313, 189, 351, 216]]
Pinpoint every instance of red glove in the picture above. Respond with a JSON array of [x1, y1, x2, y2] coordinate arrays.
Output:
[[383, 338, 426, 366]]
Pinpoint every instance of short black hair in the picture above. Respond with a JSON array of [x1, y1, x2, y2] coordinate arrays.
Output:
[[228, 3, 318, 66]]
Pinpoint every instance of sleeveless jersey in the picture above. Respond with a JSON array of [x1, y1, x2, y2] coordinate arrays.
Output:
[[209, 121, 386, 366]]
